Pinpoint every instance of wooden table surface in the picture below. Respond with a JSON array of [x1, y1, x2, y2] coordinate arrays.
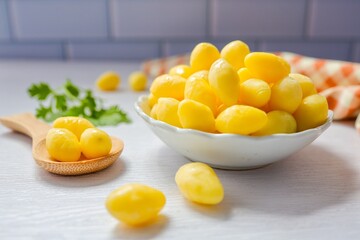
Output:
[[0, 60, 360, 240]]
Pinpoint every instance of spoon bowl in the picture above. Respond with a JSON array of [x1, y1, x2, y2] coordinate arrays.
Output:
[[0, 113, 124, 175]]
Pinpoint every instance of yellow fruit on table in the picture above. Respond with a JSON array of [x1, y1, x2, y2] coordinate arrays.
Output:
[[269, 76, 303, 113], [150, 74, 186, 101], [239, 79, 271, 108], [96, 71, 120, 91], [244, 52, 290, 83], [220, 40, 250, 70], [80, 128, 112, 159], [175, 162, 224, 205], [209, 59, 239, 106], [190, 42, 220, 71], [237, 67, 253, 83], [53, 116, 94, 140], [106, 183, 166, 226], [46, 128, 81, 162], [156, 98, 182, 128], [184, 72, 217, 114], [129, 71, 147, 91], [253, 110, 297, 136], [293, 94, 329, 132], [178, 99, 216, 133], [289, 73, 317, 98], [215, 105, 267, 135], [169, 64, 193, 78]]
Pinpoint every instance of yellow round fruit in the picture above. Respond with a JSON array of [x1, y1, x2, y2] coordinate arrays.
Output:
[[96, 71, 120, 91], [239, 79, 271, 108], [209, 59, 239, 106], [237, 67, 253, 83], [148, 93, 159, 108], [220, 40, 250, 70], [215, 105, 267, 135], [178, 99, 216, 133], [289, 73, 317, 98], [129, 71, 147, 91], [185, 72, 217, 115], [80, 128, 112, 159], [156, 98, 182, 128], [175, 162, 224, 205], [150, 74, 186, 100], [106, 183, 166, 226], [293, 94, 329, 132], [46, 128, 81, 162], [169, 64, 193, 78], [53, 116, 94, 140], [244, 52, 290, 83], [190, 42, 220, 71], [253, 110, 297, 136], [269, 76, 303, 113]]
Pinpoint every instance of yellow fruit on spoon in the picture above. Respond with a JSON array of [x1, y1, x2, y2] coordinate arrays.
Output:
[[96, 71, 120, 91], [53, 116, 94, 140], [169, 64, 193, 78], [150, 74, 186, 100], [46, 128, 81, 162], [293, 94, 329, 132], [289, 73, 317, 98], [156, 98, 182, 128], [190, 42, 220, 71], [178, 99, 216, 133], [220, 40, 250, 70], [209, 58, 239, 106], [129, 71, 147, 91], [244, 52, 290, 83], [80, 128, 112, 159], [216, 105, 267, 135], [253, 111, 297, 136], [106, 183, 166, 226], [175, 162, 224, 205]]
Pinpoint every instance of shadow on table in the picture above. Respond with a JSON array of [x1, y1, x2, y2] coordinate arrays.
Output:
[[38, 157, 126, 187], [221, 144, 359, 216], [112, 214, 169, 239]]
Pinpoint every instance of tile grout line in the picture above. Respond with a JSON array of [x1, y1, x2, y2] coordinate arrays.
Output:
[[205, 0, 211, 40], [106, 0, 113, 40], [5, 0, 16, 41], [302, 0, 311, 41]]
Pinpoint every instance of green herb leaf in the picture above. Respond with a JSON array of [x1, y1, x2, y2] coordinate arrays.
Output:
[[64, 79, 80, 98], [28, 80, 131, 126], [28, 83, 52, 100], [55, 95, 67, 111]]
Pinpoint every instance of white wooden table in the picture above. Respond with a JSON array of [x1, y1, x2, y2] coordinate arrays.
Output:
[[0, 60, 360, 240]]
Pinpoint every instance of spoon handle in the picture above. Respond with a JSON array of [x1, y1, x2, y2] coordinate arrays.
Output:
[[0, 113, 51, 142]]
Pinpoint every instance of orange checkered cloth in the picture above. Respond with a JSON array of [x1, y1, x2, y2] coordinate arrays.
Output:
[[142, 52, 360, 124]]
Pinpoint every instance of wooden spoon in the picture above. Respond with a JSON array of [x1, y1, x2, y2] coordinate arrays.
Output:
[[0, 113, 124, 176]]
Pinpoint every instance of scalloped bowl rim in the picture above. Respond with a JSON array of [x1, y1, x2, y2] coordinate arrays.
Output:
[[134, 95, 333, 141]]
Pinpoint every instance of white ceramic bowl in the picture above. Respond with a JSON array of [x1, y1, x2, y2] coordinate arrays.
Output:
[[134, 95, 333, 170]]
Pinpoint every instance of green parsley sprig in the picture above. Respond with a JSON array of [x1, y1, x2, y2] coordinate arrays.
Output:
[[27, 80, 131, 126]]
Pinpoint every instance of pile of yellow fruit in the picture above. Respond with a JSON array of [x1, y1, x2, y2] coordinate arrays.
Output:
[[46, 117, 112, 162], [148, 40, 329, 136]]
